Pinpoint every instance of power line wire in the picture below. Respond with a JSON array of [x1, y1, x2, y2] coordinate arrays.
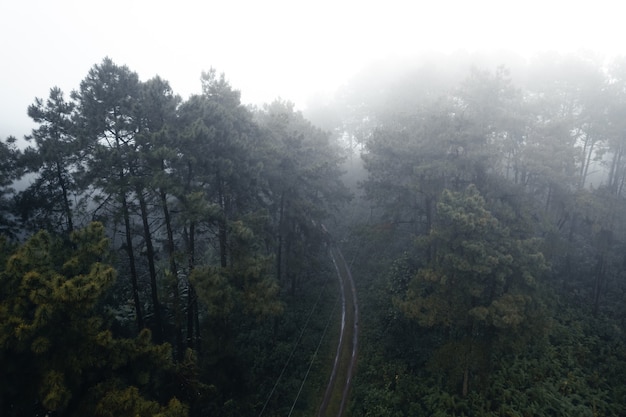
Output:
[[287, 292, 340, 417], [257, 279, 328, 417]]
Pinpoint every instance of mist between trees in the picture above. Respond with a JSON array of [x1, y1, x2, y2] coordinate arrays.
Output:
[[1, 51, 626, 416]]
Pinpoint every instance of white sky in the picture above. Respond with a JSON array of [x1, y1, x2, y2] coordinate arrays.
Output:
[[1, 0, 624, 139]]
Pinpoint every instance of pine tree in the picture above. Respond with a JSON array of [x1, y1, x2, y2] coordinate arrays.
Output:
[[73, 57, 146, 332], [396, 185, 547, 396], [0, 223, 187, 416], [18, 87, 80, 235], [255, 99, 350, 294]]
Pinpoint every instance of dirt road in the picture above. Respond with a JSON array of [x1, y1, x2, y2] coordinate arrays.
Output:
[[317, 244, 358, 417]]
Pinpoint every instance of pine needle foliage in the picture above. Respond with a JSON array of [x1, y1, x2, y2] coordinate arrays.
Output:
[[0, 223, 187, 416]]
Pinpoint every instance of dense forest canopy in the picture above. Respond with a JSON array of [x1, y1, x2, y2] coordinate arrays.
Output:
[[333, 52, 626, 416], [1, 52, 626, 416]]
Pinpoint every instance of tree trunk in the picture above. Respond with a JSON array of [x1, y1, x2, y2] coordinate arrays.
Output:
[[56, 161, 74, 234], [121, 189, 144, 331], [216, 174, 228, 268], [561, 213, 577, 292], [425, 195, 435, 262], [580, 137, 595, 189], [161, 187, 184, 360], [286, 228, 296, 296], [186, 221, 195, 350], [618, 168, 626, 197], [276, 190, 286, 282], [137, 186, 163, 342], [218, 218, 228, 268], [607, 144, 622, 194], [592, 253, 606, 317], [186, 222, 199, 351], [183, 160, 201, 352]]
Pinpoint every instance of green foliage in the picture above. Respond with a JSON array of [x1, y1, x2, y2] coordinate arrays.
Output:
[[93, 385, 188, 417], [191, 217, 283, 320], [347, 56, 626, 417], [397, 185, 545, 334], [0, 223, 187, 416], [352, 278, 626, 417], [9, 53, 626, 416], [17, 86, 80, 234], [255, 99, 350, 294], [385, 185, 547, 396], [0, 136, 21, 237]]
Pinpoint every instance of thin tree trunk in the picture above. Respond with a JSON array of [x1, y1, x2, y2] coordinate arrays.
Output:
[[276, 190, 286, 282], [186, 222, 197, 350], [618, 168, 626, 197], [218, 219, 228, 268], [56, 161, 74, 234], [286, 228, 296, 296], [608, 146, 621, 193], [561, 213, 577, 291], [580, 138, 595, 189], [121, 190, 144, 331], [137, 186, 162, 342], [186, 285, 197, 350], [161, 187, 184, 360], [592, 253, 606, 317], [545, 184, 553, 212], [425, 195, 435, 262], [183, 222, 202, 353], [183, 160, 201, 352], [217, 177, 228, 268]]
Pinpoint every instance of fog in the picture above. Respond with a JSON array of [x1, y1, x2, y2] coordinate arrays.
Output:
[[5, 2, 626, 415], [2, 0, 624, 140]]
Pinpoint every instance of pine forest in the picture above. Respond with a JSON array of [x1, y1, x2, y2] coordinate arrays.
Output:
[[1, 53, 626, 416]]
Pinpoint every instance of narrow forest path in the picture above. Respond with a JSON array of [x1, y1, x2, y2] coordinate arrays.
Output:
[[317, 243, 359, 417]]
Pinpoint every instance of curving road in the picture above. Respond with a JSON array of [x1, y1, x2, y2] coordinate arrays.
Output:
[[318, 243, 359, 417]]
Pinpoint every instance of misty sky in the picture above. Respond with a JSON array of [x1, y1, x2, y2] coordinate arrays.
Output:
[[1, 0, 624, 139]]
